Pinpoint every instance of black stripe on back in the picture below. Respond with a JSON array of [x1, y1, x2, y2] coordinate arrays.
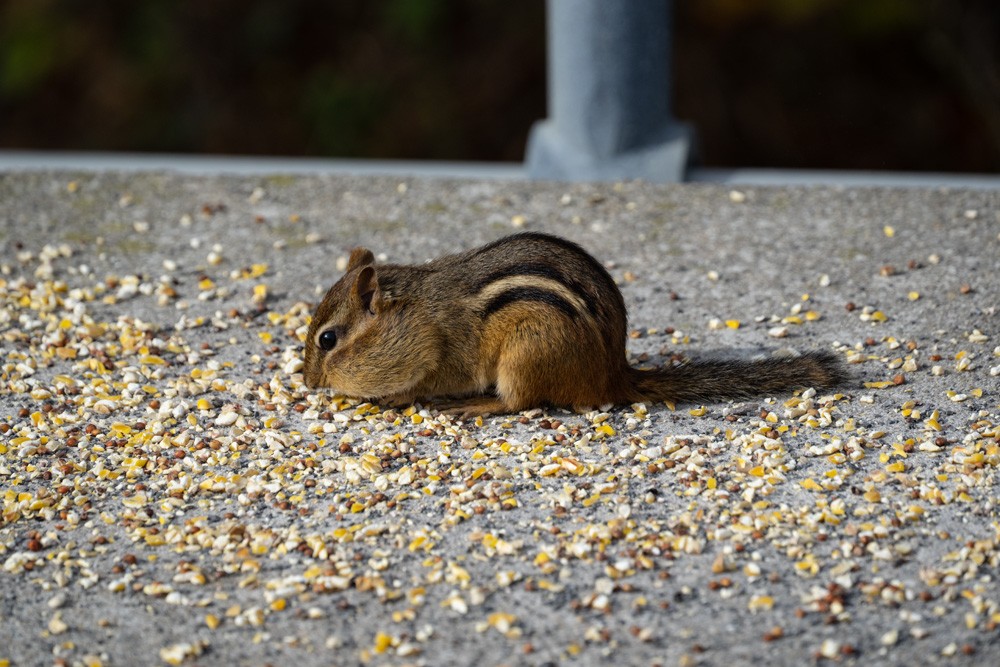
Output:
[[471, 262, 563, 292], [471, 262, 597, 316], [482, 287, 579, 320]]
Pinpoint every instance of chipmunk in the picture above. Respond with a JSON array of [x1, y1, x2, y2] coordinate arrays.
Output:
[[303, 232, 846, 416]]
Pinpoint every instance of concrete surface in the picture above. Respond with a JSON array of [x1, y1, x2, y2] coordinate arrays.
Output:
[[1, 171, 998, 666], [6, 151, 1000, 189]]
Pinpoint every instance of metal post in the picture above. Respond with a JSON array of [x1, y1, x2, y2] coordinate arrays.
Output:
[[526, 0, 692, 183]]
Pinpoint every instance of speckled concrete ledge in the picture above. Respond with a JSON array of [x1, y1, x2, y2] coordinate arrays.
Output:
[[1, 171, 998, 666]]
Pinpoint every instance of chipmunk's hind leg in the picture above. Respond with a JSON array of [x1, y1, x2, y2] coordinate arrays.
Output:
[[435, 396, 511, 419], [441, 315, 617, 418], [491, 319, 611, 413]]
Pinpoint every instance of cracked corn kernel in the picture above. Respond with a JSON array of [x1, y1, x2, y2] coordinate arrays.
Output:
[[594, 423, 615, 436], [159, 642, 206, 665], [48, 611, 68, 635]]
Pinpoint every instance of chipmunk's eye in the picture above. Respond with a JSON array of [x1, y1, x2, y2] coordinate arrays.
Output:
[[318, 330, 337, 351]]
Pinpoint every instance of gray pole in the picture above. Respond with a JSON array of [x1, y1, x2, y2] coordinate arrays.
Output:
[[525, 0, 692, 182]]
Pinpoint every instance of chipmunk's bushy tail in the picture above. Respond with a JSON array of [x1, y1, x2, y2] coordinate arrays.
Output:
[[626, 351, 847, 405]]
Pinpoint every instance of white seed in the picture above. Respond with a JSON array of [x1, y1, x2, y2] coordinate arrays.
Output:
[[215, 412, 239, 427], [48, 611, 68, 635]]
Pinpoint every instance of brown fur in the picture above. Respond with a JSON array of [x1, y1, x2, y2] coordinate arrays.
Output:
[[304, 233, 847, 415]]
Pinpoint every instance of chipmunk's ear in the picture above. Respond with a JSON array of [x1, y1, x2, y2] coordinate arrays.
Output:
[[354, 265, 381, 313], [346, 247, 375, 272]]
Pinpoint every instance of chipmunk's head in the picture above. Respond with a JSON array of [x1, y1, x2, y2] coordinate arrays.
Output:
[[303, 247, 436, 399]]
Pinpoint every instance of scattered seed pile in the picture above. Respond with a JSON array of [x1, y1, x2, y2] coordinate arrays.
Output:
[[1, 173, 998, 666]]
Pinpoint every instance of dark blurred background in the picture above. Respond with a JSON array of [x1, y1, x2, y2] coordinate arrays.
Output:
[[1, 0, 998, 172]]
